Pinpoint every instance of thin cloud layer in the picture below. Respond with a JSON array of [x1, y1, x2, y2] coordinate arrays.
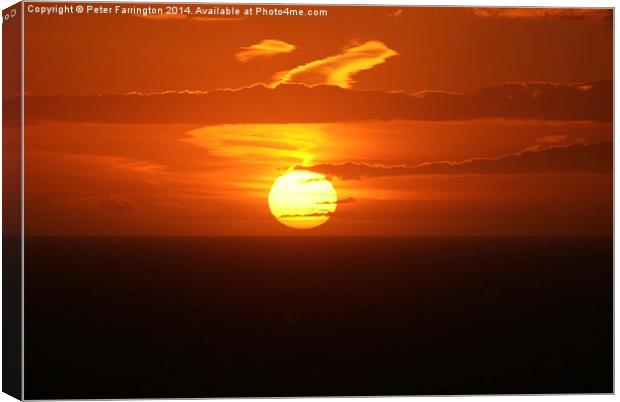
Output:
[[524, 134, 586, 152], [270, 41, 398, 88], [299, 142, 612, 179], [473, 8, 612, 21], [64, 194, 140, 215], [235, 39, 296, 63], [139, 13, 245, 22], [14, 80, 611, 125]]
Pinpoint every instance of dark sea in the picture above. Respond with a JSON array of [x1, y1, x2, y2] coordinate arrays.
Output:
[[25, 237, 612, 398]]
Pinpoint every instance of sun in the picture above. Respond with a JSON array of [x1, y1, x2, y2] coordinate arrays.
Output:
[[268, 170, 338, 229]]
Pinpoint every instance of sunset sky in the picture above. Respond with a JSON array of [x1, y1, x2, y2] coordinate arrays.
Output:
[[15, 5, 613, 236]]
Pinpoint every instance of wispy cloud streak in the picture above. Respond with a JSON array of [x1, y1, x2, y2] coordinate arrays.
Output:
[[271, 41, 398, 88], [236, 39, 296, 62]]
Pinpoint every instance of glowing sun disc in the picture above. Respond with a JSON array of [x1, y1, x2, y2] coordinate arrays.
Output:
[[268, 170, 338, 229]]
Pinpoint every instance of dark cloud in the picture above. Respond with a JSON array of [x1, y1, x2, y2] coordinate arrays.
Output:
[[11, 80, 611, 125], [299, 142, 612, 180], [278, 211, 334, 218], [315, 197, 356, 205]]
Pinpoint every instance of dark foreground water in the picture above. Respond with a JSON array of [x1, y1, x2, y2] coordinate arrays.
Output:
[[25, 237, 612, 398]]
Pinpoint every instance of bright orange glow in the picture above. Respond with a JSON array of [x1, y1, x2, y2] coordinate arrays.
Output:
[[268, 170, 338, 229], [20, 6, 612, 237]]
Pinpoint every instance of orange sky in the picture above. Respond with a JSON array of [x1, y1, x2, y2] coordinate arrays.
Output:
[[14, 4, 613, 236]]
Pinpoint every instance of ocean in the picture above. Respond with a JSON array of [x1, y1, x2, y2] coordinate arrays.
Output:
[[25, 236, 612, 398]]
